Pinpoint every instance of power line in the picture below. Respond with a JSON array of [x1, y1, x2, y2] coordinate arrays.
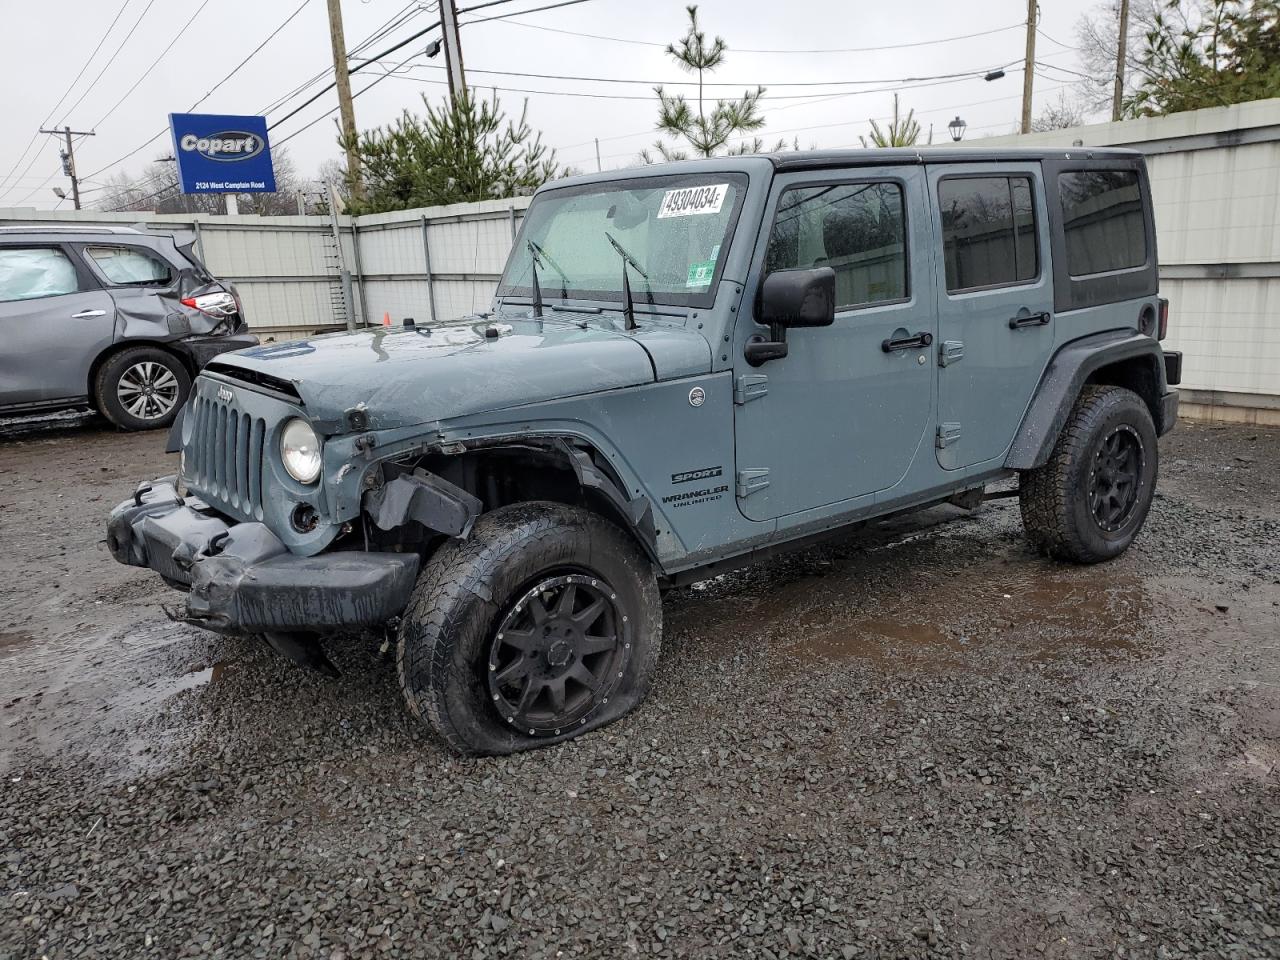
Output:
[[1036, 27, 1078, 50], [570, 80, 1072, 165], [383, 66, 1013, 103], [476, 18, 1024, 54], [55, 0, 160, 127], [404, 61, 1019, 88], [258, 1, 426, 118], [272, 45, 427, 148], [89, 0, 214, 128], [1035, 60, 1094, 81], [268, 0, 595, 133], [79, 0, 315, 183], [0, 0, 133, 195]]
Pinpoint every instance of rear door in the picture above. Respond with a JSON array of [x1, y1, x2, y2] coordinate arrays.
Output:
[[733, 165, 936, 521], [928, 163, 1055, 470], [0, 243, 115, 408]]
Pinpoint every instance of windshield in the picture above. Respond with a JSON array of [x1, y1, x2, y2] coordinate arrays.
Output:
[[497, 173, 747, 309]]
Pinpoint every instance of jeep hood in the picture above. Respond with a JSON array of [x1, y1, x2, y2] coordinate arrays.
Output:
[[208, 316, 675, 431]]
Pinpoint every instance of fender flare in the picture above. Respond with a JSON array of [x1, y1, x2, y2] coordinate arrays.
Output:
[[1005, 330, 1167, 470]]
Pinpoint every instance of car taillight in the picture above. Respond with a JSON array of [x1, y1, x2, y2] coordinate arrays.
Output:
[[1158, 298, 1169, 340], [181, 291, 238, 319]]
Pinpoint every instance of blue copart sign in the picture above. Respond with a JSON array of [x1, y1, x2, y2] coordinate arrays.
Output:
[[169, 113, 277, 194]]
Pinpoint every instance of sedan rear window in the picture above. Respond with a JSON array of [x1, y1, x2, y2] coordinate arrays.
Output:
[[85, 245, 172, 286], [0, 247, 80, 302]]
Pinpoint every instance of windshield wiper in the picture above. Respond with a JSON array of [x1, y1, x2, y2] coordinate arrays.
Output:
[[604, 231, 647, 331], [525, 239, 546, 318]]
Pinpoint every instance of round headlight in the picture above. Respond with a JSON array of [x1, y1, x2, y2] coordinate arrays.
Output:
[[280, 418, 322, 484]]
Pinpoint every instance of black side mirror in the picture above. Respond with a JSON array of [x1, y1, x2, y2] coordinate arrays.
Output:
[[761, 267, 836, 328], [745, 267, 836, 366]]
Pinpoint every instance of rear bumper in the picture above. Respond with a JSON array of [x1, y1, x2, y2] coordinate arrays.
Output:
[[106, 478, 419, 634], [173, 332, 259, 370]]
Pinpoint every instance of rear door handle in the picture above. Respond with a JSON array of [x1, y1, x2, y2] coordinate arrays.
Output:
[[1009, 311, 1051, 329], [71, 309, 107, 319], [882, 331, 934, 352]]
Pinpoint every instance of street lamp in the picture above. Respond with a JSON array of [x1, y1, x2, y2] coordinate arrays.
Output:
[[948, 116, 968, 142]]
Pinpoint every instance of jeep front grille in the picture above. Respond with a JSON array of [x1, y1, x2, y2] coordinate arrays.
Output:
[[187, 390, 267, 521]]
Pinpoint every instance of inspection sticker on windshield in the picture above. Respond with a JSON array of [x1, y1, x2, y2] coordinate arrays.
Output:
[[657, 184, 729, 219], [687, 260, 716, 287]]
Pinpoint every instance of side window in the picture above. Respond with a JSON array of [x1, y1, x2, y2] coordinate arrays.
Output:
[[0, 246, 80, 303], [939, 176, 1039, 293], [1057, 170, 1146, 276], [765, 181, 907, 309], [84, 245, 172, 286]]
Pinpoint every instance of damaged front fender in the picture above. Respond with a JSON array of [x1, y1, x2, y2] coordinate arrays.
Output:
[[364, 470, 483, 539]]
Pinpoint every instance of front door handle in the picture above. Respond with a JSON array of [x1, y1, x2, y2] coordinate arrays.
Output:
[[882, 331, 934, 352], [71, 309, 107, 319], [1009, 311, 1051, 329]]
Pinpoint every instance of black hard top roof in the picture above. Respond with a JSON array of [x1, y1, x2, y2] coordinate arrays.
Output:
[[768, 146, 1143, 170]]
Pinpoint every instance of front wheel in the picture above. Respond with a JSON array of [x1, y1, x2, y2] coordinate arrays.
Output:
[[1019, 384, 1159, 563], [397, 502, 662, 755]]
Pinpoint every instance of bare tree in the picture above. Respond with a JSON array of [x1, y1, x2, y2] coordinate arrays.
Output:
[[1074, 0, 1165, 113], [1031, 92, 1088, 131], [97, 147, 308, 214]]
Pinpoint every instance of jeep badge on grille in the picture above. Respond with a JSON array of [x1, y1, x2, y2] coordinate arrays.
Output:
[[217, 386, 233, 403]]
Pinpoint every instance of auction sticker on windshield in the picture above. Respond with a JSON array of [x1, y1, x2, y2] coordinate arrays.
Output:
[[657, 184, 729, 219]]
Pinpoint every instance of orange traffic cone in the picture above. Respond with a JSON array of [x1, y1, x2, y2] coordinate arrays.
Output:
[[382, 311, 391, 327]]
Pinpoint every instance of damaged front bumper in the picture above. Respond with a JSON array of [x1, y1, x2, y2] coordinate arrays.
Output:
[[106, 478, 419, 634]]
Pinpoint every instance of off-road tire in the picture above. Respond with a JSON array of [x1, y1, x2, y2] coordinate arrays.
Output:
[[95, 346, 191, 431], [1019, 384, 1158, 564], [397, 502, 662, 755]]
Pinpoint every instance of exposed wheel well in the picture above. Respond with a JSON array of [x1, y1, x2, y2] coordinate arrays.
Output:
[[1085, 354, 1163, 431], [87, 341, 193, 411], [373, 438, 659, 564]]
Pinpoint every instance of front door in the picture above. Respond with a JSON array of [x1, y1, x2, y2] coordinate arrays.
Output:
[[928, 164, 1056, 471], [0, 244, 115, 408], [733, 167, 936, 522]]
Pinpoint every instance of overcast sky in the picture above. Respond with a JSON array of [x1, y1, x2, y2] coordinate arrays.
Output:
[[0, 0, 1107, 210]]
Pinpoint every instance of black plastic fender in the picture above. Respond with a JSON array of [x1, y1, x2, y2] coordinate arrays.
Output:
[[1006, 330, 1171, 471]]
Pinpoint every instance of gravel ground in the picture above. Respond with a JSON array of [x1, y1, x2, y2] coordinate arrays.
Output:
[[1, 413, 1278, 959]]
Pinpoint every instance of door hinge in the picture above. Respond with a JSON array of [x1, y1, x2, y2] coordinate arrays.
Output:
[[939, 339, 964, 367], [734, 373, 769, 405], [936, 422, 962, 449], [736, 468, 771, 498]]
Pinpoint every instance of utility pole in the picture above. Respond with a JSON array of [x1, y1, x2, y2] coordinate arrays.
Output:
[[326, 0, 364, 201], [1020, 0, 1038, 134], [438, 0, 467, 103], [595, 138, 602, 172], [40, 125, 95, 210], [1112, 0, 1131, 122]]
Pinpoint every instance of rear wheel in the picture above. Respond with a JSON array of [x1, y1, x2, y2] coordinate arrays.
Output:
[[95, 346, 190, 431], [1019, 384, 1158, 563], [397, 502, 661, 755]]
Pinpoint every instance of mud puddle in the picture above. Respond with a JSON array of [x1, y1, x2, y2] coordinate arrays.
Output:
[[0, 620, 227, 778]]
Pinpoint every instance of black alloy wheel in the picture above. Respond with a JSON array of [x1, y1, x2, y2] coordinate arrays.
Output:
[[1089, 425, 1144, 533], [487, 573, 629, 736]]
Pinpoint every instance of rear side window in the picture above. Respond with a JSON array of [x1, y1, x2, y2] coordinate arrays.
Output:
[[765, 181, 908, 309], [0, 246, 80, 302], [939, 176, 1038, 293], [84, 245, 171, 286], [1057, 170, 1146, 276]]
